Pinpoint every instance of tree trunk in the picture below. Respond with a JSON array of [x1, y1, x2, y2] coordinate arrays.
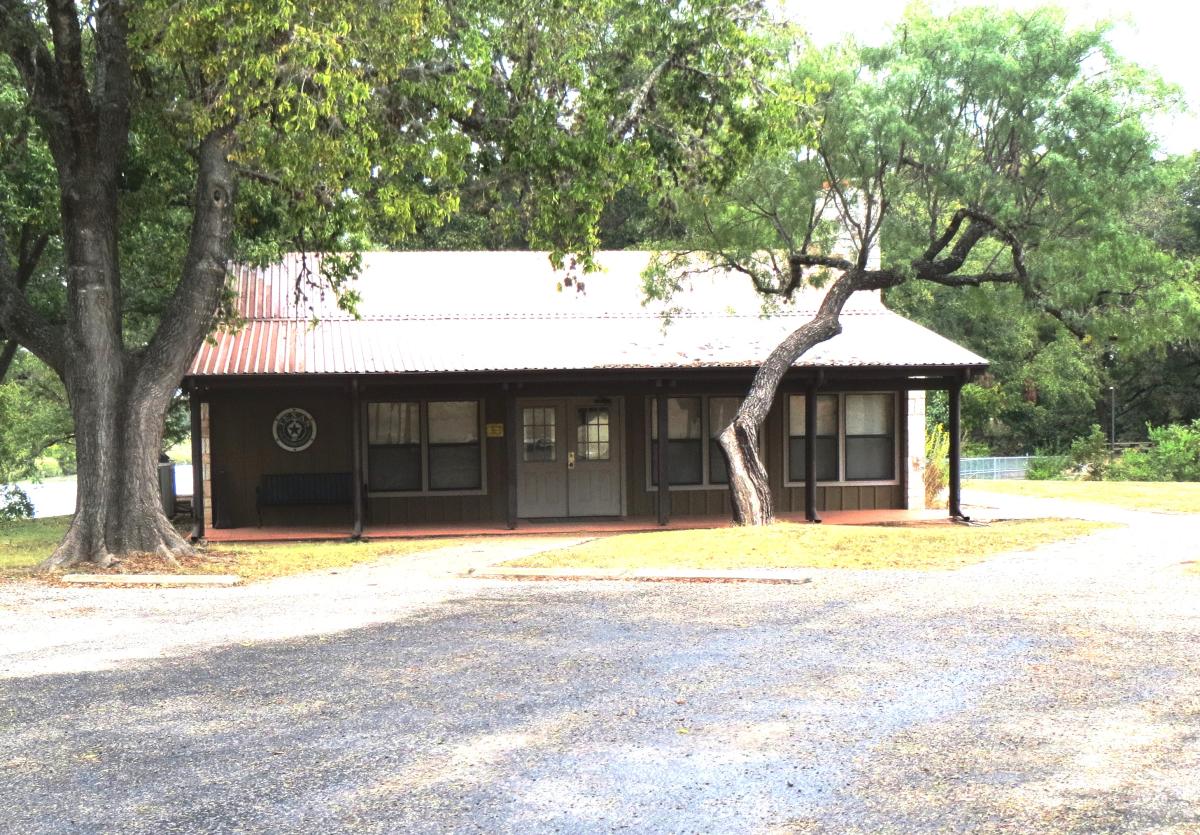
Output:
[[0, 339, 17, 384], [35, 133, 233, 569], [42, 376, 190, 569], [720, 268, 890, 525]]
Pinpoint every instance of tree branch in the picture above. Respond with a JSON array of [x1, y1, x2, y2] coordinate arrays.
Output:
[[613, 55, 674, 139], [135, 131, 234, 396], [0, 245, 64, 374]]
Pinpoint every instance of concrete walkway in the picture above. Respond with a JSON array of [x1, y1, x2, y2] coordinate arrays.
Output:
[[1, 494, 1198, 833]]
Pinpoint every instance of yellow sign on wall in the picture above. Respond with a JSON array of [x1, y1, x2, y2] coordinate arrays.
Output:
[[485, 422, 505, 438]]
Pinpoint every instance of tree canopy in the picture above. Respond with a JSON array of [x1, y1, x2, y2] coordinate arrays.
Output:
[[650, 6, 1197, 470], [0, 0, 778, 564]]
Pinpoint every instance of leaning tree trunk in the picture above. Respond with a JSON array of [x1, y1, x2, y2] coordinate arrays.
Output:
[[719, 268, 887, 525]]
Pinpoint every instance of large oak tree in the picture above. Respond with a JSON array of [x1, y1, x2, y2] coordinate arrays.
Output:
[[0, 0, 776, 566]]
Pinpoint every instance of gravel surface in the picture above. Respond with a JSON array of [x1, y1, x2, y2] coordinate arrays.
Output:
[[2, 496, 1198, 834]]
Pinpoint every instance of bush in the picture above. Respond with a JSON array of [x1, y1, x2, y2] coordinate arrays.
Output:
[[0, 485, 34, 522], [924, 423, 950, 507], [1069, 424, 1110, 480], [1108, 420, 1200, 482], [1026, 455, 1070, 480]]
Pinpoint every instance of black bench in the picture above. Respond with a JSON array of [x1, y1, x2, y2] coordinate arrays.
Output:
[[256, 472, 354, 526]]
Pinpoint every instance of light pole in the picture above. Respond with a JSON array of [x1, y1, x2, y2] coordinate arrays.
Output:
[[1109, 385, 1116, 449]]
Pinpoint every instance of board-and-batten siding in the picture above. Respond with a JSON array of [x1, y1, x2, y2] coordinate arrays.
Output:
[[207, 385, 906, 529], [209, 389, 355, 528], [624, 393, 902, 517]]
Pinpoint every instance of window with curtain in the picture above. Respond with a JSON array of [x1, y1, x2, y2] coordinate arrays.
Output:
[[845, 393, 895, 480], [428, 401, 481, 490], [650, 397, 703, 485], [707, 397, 740, 485], [367, 402, 421, 491], [367, 400, 483, 492], [788, 394, 839, 482]]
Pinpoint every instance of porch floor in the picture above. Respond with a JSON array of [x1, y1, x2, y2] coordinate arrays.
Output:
[[203, 508, 951, 544]]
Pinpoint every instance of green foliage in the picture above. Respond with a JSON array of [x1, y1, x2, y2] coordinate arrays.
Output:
[[924, 422, 950, 507], [0, 484, 32, 521], [1026, 455, 1070, 481], [1108, 420, 1200, 482], [1069, 425, 1111, 480], [0, 351, 72, 483]]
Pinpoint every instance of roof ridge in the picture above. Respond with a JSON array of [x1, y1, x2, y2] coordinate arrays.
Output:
[[232, 309, 892, 323]]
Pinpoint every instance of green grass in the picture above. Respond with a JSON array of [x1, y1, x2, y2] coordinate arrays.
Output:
[[506, 519, 1115, 572], [0, 516, 73, 577], [966, 480, 1200, 514], [0, 515, 462, 581]]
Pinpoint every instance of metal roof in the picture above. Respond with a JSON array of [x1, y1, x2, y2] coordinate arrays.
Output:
[[188, 251, 987, 376]]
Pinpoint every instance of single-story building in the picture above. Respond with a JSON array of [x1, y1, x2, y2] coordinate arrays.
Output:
[[184, 251, 986, 538]]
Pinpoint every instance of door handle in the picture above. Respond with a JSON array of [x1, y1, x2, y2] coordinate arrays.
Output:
[[567, 451, 576, 469]]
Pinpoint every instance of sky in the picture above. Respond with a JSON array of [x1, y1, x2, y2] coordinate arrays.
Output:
[[779, 0, 1199, 154]]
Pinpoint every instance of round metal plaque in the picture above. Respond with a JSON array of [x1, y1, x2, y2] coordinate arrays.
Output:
[[272, 408, 317, 452]]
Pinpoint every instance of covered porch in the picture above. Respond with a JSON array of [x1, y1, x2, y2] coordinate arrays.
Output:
[[203, 507, 952, 544]]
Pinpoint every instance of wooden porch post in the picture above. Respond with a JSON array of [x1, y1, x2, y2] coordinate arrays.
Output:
[[948, 380, 967, 520], [188, 387, 205, 541], [804, 383, 821, 523], [350, 378, 364, 539], [656, 390, 670, 526], [506, 388, 519, 530]]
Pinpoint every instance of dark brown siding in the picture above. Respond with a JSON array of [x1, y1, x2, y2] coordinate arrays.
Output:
[[206, 378, 908, 529], [366, 393, 508, 526], [209, 386, 355, 528]]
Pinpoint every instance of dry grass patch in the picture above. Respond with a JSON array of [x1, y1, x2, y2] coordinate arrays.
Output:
[[967, 480, 1200, 514], [507, 519, 1116, 572], [0, 515, 461, 582]]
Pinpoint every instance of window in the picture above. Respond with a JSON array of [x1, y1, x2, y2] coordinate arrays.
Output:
[[787, 395, 839, 483], [708, 397, 740, 485], [845, 393, 895, 481], [367, 400, 483, 493], [368, 402, 420, 491], [784, 392, 898, 484], [522, 406, 556, 462], [576, 407, 611, 461], [648, 395, 753, 488], [428, 401, 481, 490], [650, 397, 703, 485]]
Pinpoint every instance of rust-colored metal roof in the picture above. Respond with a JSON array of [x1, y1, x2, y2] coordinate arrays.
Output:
[[189, 252, 987, 376]]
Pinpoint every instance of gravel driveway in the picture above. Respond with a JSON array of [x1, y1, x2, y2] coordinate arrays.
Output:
[[2, 494, 1198, 834]]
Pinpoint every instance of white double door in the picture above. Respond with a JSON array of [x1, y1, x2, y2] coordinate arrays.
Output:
[[517, 397, 623, 518]]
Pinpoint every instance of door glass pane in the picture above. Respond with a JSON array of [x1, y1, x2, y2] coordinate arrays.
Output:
[[523, 407, 556, 462], [576, 407, 610, 461]]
